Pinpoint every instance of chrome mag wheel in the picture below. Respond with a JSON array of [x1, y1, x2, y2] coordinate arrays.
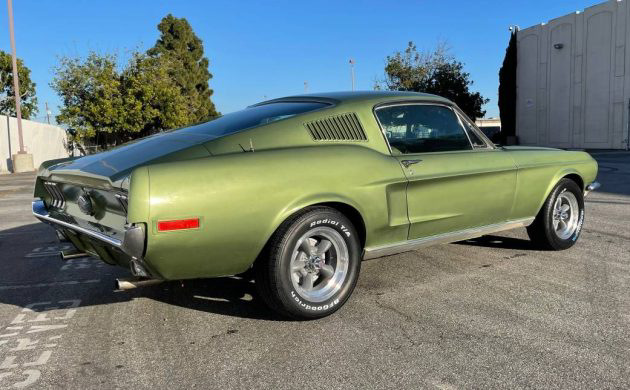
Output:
[[552, 191, 579, 240], [289, 227, 349, 302]]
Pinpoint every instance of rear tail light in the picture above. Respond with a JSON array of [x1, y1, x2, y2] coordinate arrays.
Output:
[[157, 218, 200, 232]]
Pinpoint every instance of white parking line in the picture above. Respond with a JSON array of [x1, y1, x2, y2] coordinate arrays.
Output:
[[0, 300, 81, 388], [0, 280, 100, 291], [24, 245, 74, 259]]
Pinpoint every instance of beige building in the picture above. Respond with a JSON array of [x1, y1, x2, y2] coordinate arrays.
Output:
[[516, 0, 630, 149], [0, 116, 69, 173]]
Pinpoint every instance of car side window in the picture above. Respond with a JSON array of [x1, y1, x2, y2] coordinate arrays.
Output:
[[457, 113, 487, 148], [375, 104, 472, 154]]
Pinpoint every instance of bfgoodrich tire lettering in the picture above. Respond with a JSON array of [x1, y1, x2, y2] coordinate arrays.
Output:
[[527, 178, 585, 250], [255, 207, 361, 319]]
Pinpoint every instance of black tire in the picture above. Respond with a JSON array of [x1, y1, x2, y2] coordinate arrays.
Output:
[[526, 178, 585, 250], [255, 207, 361, 319]]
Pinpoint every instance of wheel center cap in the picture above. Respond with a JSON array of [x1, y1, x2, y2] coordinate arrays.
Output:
[[307, 255, 323, 272]]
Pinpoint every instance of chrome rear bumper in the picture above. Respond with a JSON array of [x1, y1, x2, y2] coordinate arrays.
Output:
[[32, 200, 145, 260]]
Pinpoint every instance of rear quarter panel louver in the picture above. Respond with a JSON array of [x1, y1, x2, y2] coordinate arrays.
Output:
[[304, 113, 368, 141]]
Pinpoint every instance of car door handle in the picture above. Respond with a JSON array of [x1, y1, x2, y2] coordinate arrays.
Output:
[[401, 159, 422, 168]]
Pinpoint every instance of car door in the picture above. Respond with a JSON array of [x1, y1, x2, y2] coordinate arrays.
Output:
[[374, 102, 517, 240]]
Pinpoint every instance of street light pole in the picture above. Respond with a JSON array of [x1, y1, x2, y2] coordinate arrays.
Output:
[[349, 59, 355, 91], [45, 102, 51, 124], [7, 0, 24, 154]]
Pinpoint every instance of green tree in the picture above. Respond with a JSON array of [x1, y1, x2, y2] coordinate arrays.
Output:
[[52, 53, 125, 146], [121, 54, 191, 137], [52, 52, 192, 148], [378, 42, 488, 120], [52, 14, 220, 150], [0, 50, 38, 119], [148, 14, 219, 122], [498, 30, 517, 143]]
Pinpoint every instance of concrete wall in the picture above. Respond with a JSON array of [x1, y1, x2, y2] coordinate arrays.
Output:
[[0, 115, 69, 173], [516, 0, 630, 149]]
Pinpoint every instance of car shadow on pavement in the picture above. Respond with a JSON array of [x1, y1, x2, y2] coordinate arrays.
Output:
[[0, 222, 284, 321], [455, 234, 536, 250], [131, 276, 283, 321]]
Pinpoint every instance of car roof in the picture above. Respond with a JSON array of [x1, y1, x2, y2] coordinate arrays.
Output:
[[251, 90, 453, 107]]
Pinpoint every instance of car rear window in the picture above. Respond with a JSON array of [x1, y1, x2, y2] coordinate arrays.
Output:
[[181, 101, 330, 137]]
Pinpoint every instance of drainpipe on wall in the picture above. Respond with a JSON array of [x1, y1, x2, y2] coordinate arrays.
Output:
[[627, 99, 630, 151]]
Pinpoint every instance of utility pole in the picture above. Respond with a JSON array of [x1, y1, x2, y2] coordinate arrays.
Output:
[[304, 81, 308, 93], [45, 102, 51, 124], [7, 0, 24, 153], [6, 0, 33, 171], [349, 59, 356, 91]]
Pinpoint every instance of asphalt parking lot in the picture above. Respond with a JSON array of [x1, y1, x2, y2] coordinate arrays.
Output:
[[0, 152, 629, 389]]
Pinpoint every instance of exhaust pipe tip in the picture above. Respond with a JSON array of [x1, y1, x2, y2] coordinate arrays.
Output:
[[115, 277, 162, 291], [115, 278, 131, 291]]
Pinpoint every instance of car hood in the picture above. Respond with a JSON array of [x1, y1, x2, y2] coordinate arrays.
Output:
[[44, 131, 217, 184]]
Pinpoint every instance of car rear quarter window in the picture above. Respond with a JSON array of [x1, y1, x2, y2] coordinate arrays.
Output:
[[181, 101, 330, 137], [375, 104, 472, 154]]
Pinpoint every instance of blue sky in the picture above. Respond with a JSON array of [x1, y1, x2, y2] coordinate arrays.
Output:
[[0, 0, 602, 124]]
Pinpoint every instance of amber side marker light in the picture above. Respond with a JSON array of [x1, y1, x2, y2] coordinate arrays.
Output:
[[157, 218, 200, 232]]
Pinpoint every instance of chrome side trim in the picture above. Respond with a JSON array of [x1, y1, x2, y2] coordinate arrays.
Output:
[[362, 217, 535, 260], [32, 200, 122, 247], [585, 181, 600, 197]]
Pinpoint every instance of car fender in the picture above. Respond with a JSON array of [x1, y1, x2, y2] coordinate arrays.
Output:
[[507, 150, 597, 220], [267, 192, 367, 243], [536, 167, 584, 211]]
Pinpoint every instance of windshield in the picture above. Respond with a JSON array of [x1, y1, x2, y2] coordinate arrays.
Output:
[[181, 101, 330, 137]]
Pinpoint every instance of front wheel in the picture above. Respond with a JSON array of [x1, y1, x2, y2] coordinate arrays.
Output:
[[527, 178, 585, 250], [255, 207, 361, 319]]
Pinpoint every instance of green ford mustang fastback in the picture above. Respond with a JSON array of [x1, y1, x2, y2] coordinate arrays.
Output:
[[33, 91, 599, 319]]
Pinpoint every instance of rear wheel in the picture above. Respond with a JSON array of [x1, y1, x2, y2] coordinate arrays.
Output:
[[255, 207, 361, 319], [527, 178, 585, 250]]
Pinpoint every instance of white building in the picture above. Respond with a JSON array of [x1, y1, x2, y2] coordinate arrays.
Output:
[[516, 0, 630, 149], [0, 116, 69, 173], [475, 117, 501, 141]]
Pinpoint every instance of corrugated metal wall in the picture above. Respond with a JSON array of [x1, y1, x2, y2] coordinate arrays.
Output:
[[516, 0, 630, 149]]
